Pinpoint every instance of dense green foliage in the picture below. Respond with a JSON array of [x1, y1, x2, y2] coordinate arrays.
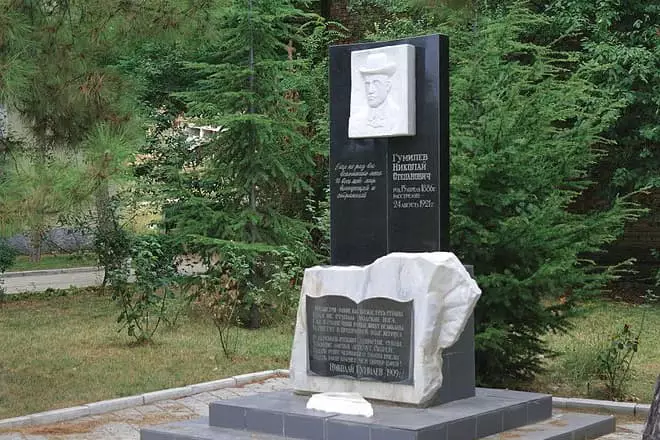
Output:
[[2, 0, 656, 388], [0, 242, 16, 272], [172, 0, 319, 245], [357, 2, 644, 385], [544, 0, 660, 195], [123, 0, 337, 326], [0, 0, 154, 253]]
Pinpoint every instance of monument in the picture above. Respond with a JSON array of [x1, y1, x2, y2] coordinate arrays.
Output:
[[141, 34, 617, 440]]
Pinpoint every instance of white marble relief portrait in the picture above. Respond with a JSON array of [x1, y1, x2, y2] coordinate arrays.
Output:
[[348, 44, 416, 139]]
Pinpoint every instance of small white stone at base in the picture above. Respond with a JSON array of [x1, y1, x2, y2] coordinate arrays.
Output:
[[306, 392, 374, 417]]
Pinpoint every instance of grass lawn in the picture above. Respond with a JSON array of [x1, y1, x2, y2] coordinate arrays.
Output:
[[2, 292, 658, 421], [0, 291, 292, 420], [528, 300, 660, 403], [9, 254, 97, 272]]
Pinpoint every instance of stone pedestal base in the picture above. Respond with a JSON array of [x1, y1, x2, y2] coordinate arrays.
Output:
[[140, 388, 615, 440]]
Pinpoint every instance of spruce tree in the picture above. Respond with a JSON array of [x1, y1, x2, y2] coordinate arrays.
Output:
[[367, 3, 642, 385], [176, 0, 319, 246]]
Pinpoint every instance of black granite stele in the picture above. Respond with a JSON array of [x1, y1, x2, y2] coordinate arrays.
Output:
[[330, 34, 450, 266], [141, 388, 617, 440]]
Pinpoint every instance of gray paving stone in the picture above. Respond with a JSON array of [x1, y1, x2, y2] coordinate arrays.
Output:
[[140, 420, 284, 440], [175, 397, 209, 416], [190, 393, 218, 405], [200, 387, 557, 440], [208, 389, 242, 400], [245, 408, 284, 436], [528, 397, 553, 423], [0, 376, 631, 440], [334, 404, 450, 430], [477, 410, 503, 438], [476, 388, 550, 402], [326, 420, 370, 440], [134, 405, 167, 417], [418, 426, 447, 440], [447, 416, 477, 440], [483, 413, 615, 440], [370, 425, 418, 440], [283, 413, 325, 440], [208, 402, 246, 430], [503, 403, 528, 430], [574, 415, 616, 440]]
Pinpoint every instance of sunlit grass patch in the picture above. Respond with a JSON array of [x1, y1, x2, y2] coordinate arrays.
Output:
[[0, 291, 291, 419]]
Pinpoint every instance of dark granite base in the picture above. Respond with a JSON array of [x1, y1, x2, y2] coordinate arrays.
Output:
[[140, 388, 614, 440]]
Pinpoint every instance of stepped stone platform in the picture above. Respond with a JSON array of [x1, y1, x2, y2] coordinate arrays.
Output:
[[140, 388, 615, 440]]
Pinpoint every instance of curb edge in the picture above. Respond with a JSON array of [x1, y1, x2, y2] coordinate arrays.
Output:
[[2, 370, 648, 431], [552, 396, 651, 417], [0, 369, 289, 430], [3, 267, 99, 278]]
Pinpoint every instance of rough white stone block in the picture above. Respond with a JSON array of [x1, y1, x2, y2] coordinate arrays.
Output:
[[290, 252, 481, 406], [348, 44, 415, 138]]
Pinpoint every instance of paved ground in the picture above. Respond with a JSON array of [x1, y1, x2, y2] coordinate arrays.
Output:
[[2, 269, 104, 294], [2, 259, 210, 295], [0, 378, 646, 440]]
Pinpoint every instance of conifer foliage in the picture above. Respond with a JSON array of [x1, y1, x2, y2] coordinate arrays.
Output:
[[176, 0, 319, 245], [368, 3, 642, 385]]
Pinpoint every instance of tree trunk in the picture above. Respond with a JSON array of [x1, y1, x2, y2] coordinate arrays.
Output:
[[95, 181, 114, 287], [643, 374, 660, 440], [29, 228, 43, 262]]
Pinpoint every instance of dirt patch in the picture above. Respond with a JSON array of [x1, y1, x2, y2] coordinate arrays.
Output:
[[548, 419, 569, 427], [498, 431, 523, 438]]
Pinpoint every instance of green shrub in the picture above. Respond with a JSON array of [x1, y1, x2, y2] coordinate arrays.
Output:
[[185, 236, 309, 328], [0, 241, 17, 303], [597, 323, 641, 400], [109, 233, 184, 343], [0, 241, 15, 273]]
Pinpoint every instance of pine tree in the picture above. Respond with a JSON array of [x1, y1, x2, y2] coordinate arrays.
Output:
[[0, 0, 190, 258]]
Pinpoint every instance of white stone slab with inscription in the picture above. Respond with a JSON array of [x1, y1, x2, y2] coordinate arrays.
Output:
[[289, 252, 481, 406], [348, 44, 416, 138]]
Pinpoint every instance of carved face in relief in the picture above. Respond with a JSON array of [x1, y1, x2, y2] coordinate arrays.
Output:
[[363, 74, 392, 108], [348, 44, 415, 138], [359, 53, 396, 109]]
